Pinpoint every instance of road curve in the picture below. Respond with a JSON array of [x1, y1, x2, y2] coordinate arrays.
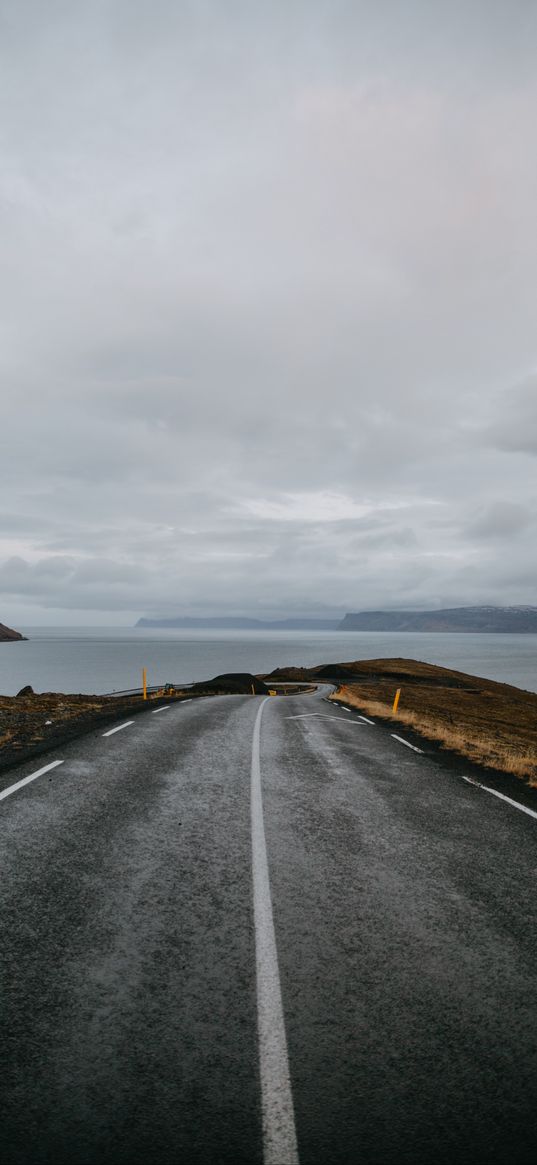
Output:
[[1, 687, 536, 1165]]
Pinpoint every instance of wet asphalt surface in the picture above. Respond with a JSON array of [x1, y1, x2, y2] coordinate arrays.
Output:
[[1, 688, 536, 1165]]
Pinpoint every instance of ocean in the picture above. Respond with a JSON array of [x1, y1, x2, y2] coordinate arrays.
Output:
[[1, 627, 537, 697]]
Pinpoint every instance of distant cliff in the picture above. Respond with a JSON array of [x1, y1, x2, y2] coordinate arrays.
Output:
[[338, 607, 537, 633], [0, 622, 27, 642]]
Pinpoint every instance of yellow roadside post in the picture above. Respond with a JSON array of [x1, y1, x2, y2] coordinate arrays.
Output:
[[251, 683, 255, 695], [392, 687, 401, 714], [142, 667, 147, 701]]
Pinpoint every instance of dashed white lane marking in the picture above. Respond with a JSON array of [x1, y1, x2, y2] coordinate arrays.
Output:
[[251, 697, 299, 1165], [181, 699, 192, 703], [359, 715, 375, 725], [391, 734, 423, 754], [462, 776, 537, 820], [340, 707, 352, 713], [0, 760, 64, 803], [151, 705, 170, 714], [102, 721, 134, 737]]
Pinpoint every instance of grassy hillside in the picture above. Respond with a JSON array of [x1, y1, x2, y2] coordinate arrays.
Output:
[[266, 657, 537, 785]]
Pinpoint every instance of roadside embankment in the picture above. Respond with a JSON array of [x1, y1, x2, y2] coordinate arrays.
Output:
[[327, 659, 537, 785], [0, 688, 189, 774]]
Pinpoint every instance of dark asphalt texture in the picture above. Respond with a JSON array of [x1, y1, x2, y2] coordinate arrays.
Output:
[[1, 688, 536, 1165]]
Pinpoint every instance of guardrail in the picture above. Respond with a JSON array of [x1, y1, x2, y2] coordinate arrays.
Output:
[[102, 680, 318, 698], [102, 683, 195, 698]]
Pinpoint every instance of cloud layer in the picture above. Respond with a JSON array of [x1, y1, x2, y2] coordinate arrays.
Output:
[[1, 1, 536, 622]]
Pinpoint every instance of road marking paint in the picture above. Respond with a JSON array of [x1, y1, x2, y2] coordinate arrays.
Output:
[[391, 734, 423, 754], [340, 707, 352, 713], [286, 713, 357, 720], [102, 721, 134, 737], [286, 713, 363, 726], [359, 715, 375, 725], [462, 776, 537, 820], [251, 697, 299, 1165], [285, 713, 320, 719], [181, 699, 192, 703], [151, 705, 170, 714], [320, 717, 363, 725], [0, 760, 64, 803]]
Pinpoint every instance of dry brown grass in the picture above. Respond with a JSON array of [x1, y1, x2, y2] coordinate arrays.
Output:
[[332, 684, 537, 785], [0, 690, 149, 772]]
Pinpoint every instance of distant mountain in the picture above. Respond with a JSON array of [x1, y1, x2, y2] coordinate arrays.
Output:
[[338, 606, 537, 633], [0, 621, 27, 642], [136, 616, 339, 631]]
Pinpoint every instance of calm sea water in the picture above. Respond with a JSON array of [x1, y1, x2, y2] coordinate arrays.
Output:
[[0, 627, 536, 696]]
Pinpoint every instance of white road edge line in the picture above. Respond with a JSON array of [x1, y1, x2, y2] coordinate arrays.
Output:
[[462, 776, 537, 821], [0, 760, 64, 803], [251, 697, 299, 1165], [102, 721, 134, 737], [359, 715, 375, 725], [151, 705, 170, 714], [391, 734, 423, 754]]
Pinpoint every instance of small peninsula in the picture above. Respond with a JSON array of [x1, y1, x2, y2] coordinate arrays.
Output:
[[0, 622, 27, 642]]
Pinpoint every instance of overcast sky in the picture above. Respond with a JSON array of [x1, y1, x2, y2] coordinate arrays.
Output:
[[1, 0, 536, 625]]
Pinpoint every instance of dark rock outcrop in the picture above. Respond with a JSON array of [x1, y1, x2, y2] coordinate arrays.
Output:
[[0, 622, 27, 642], [190, 672, 269, 695]]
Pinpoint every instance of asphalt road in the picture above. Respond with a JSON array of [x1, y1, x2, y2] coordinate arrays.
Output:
[[1, 687, 536, 1165]]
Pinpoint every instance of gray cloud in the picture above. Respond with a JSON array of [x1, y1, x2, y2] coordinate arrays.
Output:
[[464, 501, 533, 540], [485, 379, 537, 455], [1, 2, 537, 623]]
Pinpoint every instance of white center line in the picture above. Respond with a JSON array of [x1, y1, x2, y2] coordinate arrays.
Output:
[[151, 705, 170, 714], [102, 721, 134, 737], [0, 760, 64, 803], [340, 707, 352, 713], [462, 775, 537, 820], [359, 715, 375, 725], [391, 734, 423, 754], [251, 697, 299, 1165], [181, 699, 192, 703]]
